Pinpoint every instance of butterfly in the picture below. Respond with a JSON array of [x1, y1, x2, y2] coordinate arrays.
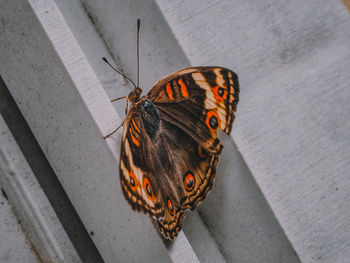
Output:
[[110, 66, 240, 240], [104, 20, 239, 240]]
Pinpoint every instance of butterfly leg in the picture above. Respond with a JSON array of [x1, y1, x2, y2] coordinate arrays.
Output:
[[104, 120, 124, 139], [110, 96, 126, 102]]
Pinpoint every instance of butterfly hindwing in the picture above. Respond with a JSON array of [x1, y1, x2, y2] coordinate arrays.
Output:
[[120, 105, 187, 239], [146, 120, 219, 240], [119, 108, 164, 219]]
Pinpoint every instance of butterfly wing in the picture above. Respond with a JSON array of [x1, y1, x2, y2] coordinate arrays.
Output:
[[154, 120, 219, 239], [148, 67, 239, 154], [123, 114, 219, 240], [148, 67, 239, 238], [119, 103, 186, 238], [119, 107, 165, 219]]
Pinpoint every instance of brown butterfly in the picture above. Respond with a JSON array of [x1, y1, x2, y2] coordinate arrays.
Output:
[[104, 21, 239, 240]]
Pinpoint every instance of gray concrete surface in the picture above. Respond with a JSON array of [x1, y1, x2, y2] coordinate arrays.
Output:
[[0, 113, 82, 262], [0, 193, 37, 263], [0, 76, 104, 262]]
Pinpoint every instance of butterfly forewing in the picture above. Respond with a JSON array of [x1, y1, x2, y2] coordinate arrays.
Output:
[[148, 67, 239, 146]]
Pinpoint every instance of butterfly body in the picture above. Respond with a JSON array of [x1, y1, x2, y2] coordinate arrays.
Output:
[[119, 67, 239, 240]]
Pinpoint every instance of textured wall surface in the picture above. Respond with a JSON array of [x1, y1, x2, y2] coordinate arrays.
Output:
[[0, 193, 37, 263], [0, 112, 83, 262]]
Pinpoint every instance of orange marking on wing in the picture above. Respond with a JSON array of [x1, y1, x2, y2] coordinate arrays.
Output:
[[143, 177, 155, 203], [167, 199, 175, 216], [129, 127, 140, 146], [213, 86, 227, 102], [184, 172, 195, 191], [178, 78, 188, 98], [166, 83, 174, 100], [129, 169, 140, 192], [197, 145, 208, 159], [205, 111, 221, 134], [131, 118, 140, 133]]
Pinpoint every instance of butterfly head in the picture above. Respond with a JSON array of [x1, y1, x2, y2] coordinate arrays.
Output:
[[128, 87, 142, 103]]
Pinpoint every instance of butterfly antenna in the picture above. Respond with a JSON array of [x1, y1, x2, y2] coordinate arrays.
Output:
[[102, 57, 137, 90], [137, 19, 140, 88]]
